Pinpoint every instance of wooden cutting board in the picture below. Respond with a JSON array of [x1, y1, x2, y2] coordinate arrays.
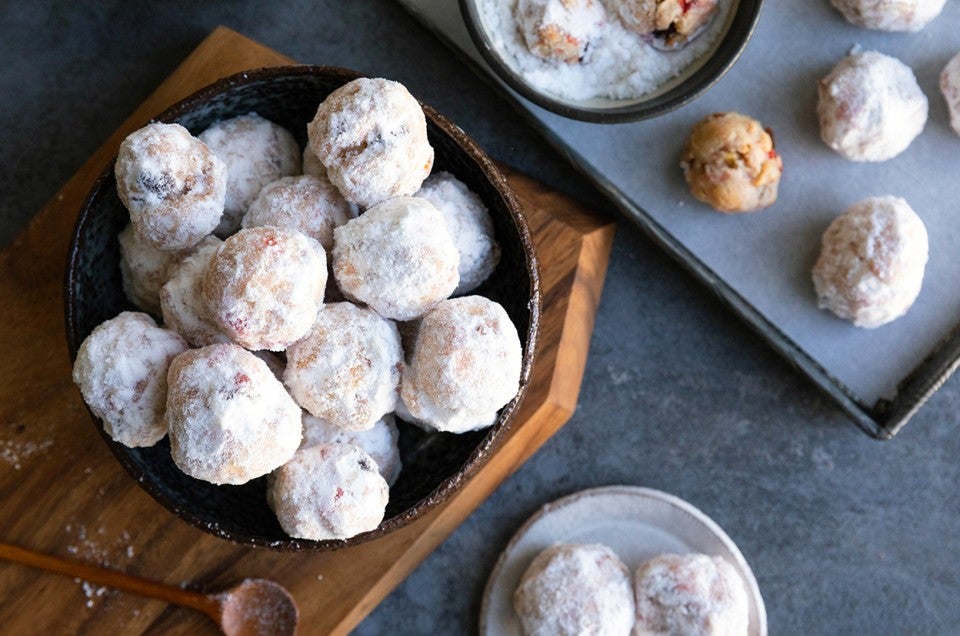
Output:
[[0, 27, 614, 635]]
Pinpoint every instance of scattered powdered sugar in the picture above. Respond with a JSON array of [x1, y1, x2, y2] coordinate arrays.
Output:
[[64, 524, 136, 609], [477, 0, 732, 100], [0, 436, 53, 470]]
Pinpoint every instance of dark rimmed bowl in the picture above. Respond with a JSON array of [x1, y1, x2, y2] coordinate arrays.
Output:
[[65, 65, 541, 551], [459, 0, 764, 123]]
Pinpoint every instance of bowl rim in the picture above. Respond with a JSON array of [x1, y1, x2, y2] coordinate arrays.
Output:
[[458, 0, 765, 123], [64, 63, 542, 551]]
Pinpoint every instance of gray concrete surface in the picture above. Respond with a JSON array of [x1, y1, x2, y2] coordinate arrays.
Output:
[[2, 1, 958, 634]]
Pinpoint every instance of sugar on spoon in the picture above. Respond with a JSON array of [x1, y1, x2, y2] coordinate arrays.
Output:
[[0, 541, 298, 636]]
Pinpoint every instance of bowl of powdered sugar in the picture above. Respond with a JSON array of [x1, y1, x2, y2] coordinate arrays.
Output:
[[461, 0, 763, 122]]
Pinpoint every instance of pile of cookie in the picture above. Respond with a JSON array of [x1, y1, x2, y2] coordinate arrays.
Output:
[[72, 77, 522, 541], [680, 0, 954, 329]]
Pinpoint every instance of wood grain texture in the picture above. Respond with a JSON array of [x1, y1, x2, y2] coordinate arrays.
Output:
[[0, 27, 615, 635]]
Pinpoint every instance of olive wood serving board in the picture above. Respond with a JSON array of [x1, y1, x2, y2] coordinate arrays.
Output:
[[0, 27, 614, 635]]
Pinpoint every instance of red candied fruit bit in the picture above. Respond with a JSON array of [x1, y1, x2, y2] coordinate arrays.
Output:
[[227, 316, 248, 334], [768, 149, 778, 160], [334, 486, 345, 501], [264, 235, 278, 247], [234, 373, 250, 386]]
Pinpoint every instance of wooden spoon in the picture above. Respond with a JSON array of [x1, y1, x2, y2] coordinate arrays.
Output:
[[0, 542, 298, 636]]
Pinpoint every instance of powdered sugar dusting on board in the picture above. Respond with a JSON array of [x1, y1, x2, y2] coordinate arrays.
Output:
[[477, 0, 732, 100]]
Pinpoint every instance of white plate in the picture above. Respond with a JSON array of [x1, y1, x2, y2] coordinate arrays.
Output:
[[480, 486, 767, 635]]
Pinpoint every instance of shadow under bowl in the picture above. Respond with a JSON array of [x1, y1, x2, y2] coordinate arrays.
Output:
[[65, 65, 541, 551]]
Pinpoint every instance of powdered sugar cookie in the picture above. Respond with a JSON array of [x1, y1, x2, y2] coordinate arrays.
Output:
[[285, 302, 402, 431], [241, 174, 351, 251], [166, 343, 301, 485], [941, 52, 960, 136], [812, 196, 928, 328], [415, 172, 501, 295], [72, 312, 188, 448], [159, 236, 230, 347], [267, 442, 389, 541], [514, 543, 634, 636], [817, 51, 928, 162], [515, 0, 607, 64], [301, 413, 401, 486], [307, 78, 434, 208], [118, 223, 187, 314], [634, 553, 749, 636], [332, 197, 459, 321], [203, 227, 326, 351], [829, 0, 946, 31], [199, 113, 301, 236], [400, 296, 521, 433], [115, 122, 226, 250], [680, 112, 782, 213]]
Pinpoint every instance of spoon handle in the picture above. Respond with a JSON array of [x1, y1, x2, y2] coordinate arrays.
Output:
[[0, 542, 220, 618]]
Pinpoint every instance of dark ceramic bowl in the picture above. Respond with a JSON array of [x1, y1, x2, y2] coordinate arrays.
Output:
[[459, 0, 763, 123], [65, 65, 541, 551]]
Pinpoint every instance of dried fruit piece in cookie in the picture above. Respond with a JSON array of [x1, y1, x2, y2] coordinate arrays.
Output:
[[72, 312, 188, 448], [515, 0, 607, 64], [284, 302, 403, 432], [817, 51, 927, 163], [115, 122, 226, 250], [166, 343, 301, 485], [829, 0, 946, 31], [634, 553, 749, 636], [203, 227, 326, 351], [514, 543, 634, 636], [199, 113, 301, 236], [332, 196, 459, 321], [267, 442, 388, 541], [812, 196, 928, 329], [307, 78, 434, 208], [399, 296, 521, 434], [414, 172, 501, 295], [680, 112, 783, 213], [612, 0, 718, 49]]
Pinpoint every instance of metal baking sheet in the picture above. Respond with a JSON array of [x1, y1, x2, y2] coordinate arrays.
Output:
[[398, 0, 960, 438]]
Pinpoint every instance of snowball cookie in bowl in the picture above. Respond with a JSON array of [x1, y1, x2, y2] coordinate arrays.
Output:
[[198, 112, 301, 236], [941, 53, 960, 136], [267, 442, 389, 541], [611, 0, 719, 48], [117, 223, 188, 314], [166, 343, 302, 485], [115, 122, 226, 250], [817, 51, 928, 163], [301, 413, 402, 486], [203, 226, 327, 351], [332, 196, 459, 321], [634, 553, 749, 636], [812, 196, 928, 329], [514, 0, 607, 64], [308, 77, 434, 208], [72, 312, 187, 448], [829, 0, 946, 31], [284, 302, 403, 432], [414, 171, 501, 295], [513, 543, 634, 636], [241, 174, 352, 251], [680, 111, 783, 213], [159, 236, 231, 348], [400, 296, 522, 434]]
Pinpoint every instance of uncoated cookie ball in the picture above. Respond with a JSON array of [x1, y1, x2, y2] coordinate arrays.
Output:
[[680, 112, 783, 213], [307, 78, 434, 208], [812, 196, 928, 329]]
